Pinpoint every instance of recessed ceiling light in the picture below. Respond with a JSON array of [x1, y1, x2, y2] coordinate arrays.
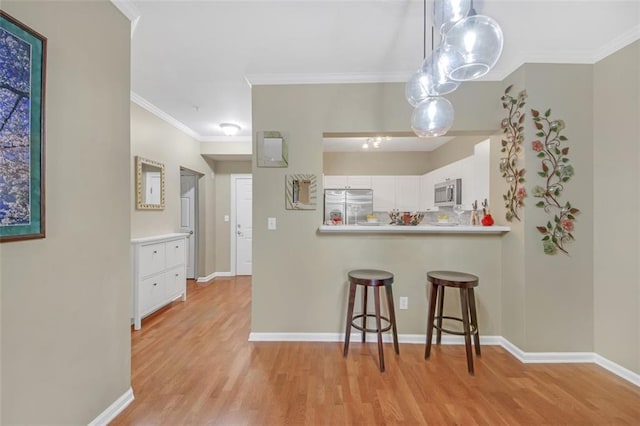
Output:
[[220, 123, 241, 136]]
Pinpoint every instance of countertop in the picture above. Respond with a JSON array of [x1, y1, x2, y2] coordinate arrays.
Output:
[[318, 223, 510, 234]]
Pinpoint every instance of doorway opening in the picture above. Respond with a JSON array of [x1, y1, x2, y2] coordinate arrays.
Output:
[[230, 174, 252, 276], [180, 169, 200, 279]]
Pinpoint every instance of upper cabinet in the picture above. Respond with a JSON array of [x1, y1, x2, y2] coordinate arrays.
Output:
[[395, 176, 420, 212], [323, 175, 372, 189], [371, 176, 395, 211]]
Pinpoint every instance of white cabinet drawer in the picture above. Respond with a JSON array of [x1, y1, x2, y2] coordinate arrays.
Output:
[[166, 266, 186, 297], [165, 239, 186, 269], [139, 243, 165, 277], [139, 274, 167, 313]]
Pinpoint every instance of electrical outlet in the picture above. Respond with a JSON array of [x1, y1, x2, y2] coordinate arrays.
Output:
[[267, 217, 277, 230], [399, 297, 408, 310]]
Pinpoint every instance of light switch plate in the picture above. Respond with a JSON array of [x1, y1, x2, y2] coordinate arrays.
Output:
[[224, 215, 229, 222], [268, 217, 277, 230]]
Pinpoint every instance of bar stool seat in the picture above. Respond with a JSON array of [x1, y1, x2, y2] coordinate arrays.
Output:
[[425, 270, 481, 375], [343, 269, 399, 372]]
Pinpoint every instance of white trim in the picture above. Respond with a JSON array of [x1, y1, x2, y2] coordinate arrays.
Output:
[[248, 332, 502, 345], [130, 92, 199, 140], [247, 333, 640, 387], [88, 387, 134, 426], [109, 0, 141, 36], [594, 354, 640, 388], [245, 71, 411, 86], [592, 24, 640, 63], [196, 271, 232, 283], [230, 174, 252, 276]]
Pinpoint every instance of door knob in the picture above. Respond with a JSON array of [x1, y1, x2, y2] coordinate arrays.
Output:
[[189, 230, 194, 235]]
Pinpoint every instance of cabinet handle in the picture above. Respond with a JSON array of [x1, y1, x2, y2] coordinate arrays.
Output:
[[175, 245, 179, 248], [153, 250, 157, 254], [175, 273, 179, 277], [153, 282, 157, 286]]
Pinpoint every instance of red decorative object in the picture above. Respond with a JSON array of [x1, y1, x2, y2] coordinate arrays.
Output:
[[481, 214, 494, 226]]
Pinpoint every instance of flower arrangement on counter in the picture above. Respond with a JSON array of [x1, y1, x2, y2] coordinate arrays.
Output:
[[530, 108, 580, 255], [500, 85, 527, 222]]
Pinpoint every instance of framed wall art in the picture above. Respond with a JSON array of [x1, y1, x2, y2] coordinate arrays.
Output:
[[0, 12, 47, 242], [257, 130, 288, 167], [285, 174, 317, 210]]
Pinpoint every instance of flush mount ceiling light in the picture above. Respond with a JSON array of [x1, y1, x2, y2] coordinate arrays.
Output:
[[220, 123, 241, 136]]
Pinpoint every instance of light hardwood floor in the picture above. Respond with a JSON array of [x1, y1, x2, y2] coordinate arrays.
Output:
[[113, 276, 640, 425]]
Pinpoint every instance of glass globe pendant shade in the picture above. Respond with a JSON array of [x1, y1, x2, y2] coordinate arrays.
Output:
[[434, 0, 471, 34], [411, 97, 454, 138], [419, 46, 462, 96], [405, 70, 430, 107], [443, 15, 504, 81]]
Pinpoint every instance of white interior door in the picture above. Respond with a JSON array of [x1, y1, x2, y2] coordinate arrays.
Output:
[[180, 173, 197, 279], [235, 177, 252, 275]]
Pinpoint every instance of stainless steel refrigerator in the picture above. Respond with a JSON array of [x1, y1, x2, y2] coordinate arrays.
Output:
[[324, 189, 374, 225]]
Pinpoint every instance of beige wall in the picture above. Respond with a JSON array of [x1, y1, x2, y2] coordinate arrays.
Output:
[[428, 135, 493, 171], [323, 151, 431, 175], [497, 66, 528, 349], [252, 82, 506, 337], [593, 41, 640, 373], [211, 160, 252, 273], [1, 1, 131, 423], [131, 103, 217, 277], [521, 64, 595, 352]]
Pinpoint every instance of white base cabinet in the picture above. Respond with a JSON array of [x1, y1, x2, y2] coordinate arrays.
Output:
[[131, 233, 188, 330]]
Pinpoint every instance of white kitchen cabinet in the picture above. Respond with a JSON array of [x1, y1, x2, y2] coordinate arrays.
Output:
[[323, 175, 348, 189], [419, 172, 435, 211], [457, 155, 475, 208], [131, 233, 188, 330], [323, 175, 371, 189], [473, 139, 491, 206], [371, 176, 395, 211], [395, 176, 420, 211]]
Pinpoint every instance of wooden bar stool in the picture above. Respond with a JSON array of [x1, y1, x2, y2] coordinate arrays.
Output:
[[424, 270, 481, 375], [343, 269, 399, 372]]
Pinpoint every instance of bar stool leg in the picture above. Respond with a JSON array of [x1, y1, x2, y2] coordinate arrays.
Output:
[[384, 284, 399, 355], [460, 287, 474, 375], [435, 284, 445, 344], [468, 287, 481, 356], [374, 287, 385, 372], [425, 281, 438, 359], [343, 281, 357, 358], [362, 285, 368, 343]]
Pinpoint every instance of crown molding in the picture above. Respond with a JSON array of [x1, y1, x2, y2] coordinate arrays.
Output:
[[246, 71, 411, 86], [131, 92, 200, 140], [110, 0, 141, 37], [592, 23, 640, 63]]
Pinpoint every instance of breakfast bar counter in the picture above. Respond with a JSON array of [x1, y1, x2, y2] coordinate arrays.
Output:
[[318, 224, 510, 234]]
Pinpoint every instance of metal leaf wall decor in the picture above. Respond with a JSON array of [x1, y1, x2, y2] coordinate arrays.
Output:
[[530, 108, 580, 255], [500, 85, 527, 222]]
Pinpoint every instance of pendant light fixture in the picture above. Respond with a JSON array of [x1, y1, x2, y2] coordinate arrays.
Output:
[[411, 96, 454, 138], [441, 1, 504, 81], [406, 0, 504, 137], [405, 0, 456, 137]]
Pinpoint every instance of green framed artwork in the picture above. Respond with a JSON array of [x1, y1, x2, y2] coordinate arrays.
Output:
[[0, 12, 47, 242]]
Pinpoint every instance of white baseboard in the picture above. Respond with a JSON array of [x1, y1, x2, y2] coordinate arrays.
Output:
[[248, 332, 639, 387], [196, 271, 232, 283], [88, 387, 134, 426], [594, 354, 640, 387]]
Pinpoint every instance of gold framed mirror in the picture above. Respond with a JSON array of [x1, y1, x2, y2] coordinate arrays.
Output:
[[135, 156, 165, 210]]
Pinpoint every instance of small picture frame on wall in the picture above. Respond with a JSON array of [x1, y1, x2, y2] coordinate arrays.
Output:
[[285, 174, 317, 210], [257, 131, 288, 168], [0, 12, 47, 242]]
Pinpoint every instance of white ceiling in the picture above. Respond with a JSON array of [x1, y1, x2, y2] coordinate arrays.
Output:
[[128, 0, 639, 143]]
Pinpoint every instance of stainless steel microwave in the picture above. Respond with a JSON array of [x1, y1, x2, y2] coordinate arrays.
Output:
[[434, 179, 462, 206]]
